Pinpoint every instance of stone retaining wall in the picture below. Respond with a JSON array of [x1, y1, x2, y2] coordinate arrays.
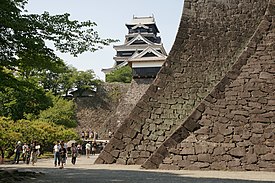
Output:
[[101, 79, 154, 137], [75, 83, 129, 137], [95, 0, 274, 171], [143, 0, 275, 171]]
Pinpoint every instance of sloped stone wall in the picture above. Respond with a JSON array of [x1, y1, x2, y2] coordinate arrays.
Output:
[[76, 79, 153, 139], [144, 1, 275, 171], [101, 79, 154, 137], [95, 0, 271, 166], [75, 83, 130, 138]]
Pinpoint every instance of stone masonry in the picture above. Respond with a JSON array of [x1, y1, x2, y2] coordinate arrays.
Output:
[[101, 79, 154, 137], [95, 0, 275, 172], [75, 83, 129, 137]]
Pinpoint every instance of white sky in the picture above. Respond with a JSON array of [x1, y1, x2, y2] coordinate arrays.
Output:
[[25, 0, 184, 80]]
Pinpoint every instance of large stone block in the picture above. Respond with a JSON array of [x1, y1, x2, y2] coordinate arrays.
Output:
[[184, 118, 201, 132], [210, 162, 227, 170], [184, 154, 197, 161], [163, 138, 178, 148], [195, 144, 209, 154], [178, 160, 192, 168], [198, 154, 212, 163], [254, 145, 270, 155], [149, 153, 165, 166], [229, 147, 246, 157], [180, 147, 195, 155], [135, 158, 147, 165], [116, 158, 127, 165], [213, 147, 226, 156], [228, 160, 241, 167], [210, 134, 225, 143], [258, 161, 274, 168], [112, 138, 126, 150], [171, 127, 190, 143], [142, 160, 157, 170], [245, 164, 260, 171], [94, 157, 104, 164], [100, 151, 115, 164], [261, 153, 275, 161], [130, 151, 140, 159], [157, 145, 169, 158], [110, 150, 120, 158]]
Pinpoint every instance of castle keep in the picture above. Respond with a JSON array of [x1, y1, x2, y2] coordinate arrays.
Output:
[[96, 0, 275, 171], [102, 16, 167, 78]]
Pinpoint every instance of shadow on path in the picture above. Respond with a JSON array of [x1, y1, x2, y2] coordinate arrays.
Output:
[[2, 167, 274, 183]]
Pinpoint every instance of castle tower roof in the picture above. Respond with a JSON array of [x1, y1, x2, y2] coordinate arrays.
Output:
[[126, 15, 160, 33]]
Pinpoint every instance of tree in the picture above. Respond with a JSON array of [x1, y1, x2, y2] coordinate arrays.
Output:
[[0, 78, 52, 120], [38, 92, 77, 128], [39, 66, 102, 97], [0, 0, 117, 93], [58, 66, 78, 96], [74, 69, 102, 95], [0, 0, 117, 119], [0, 117, 78, 157], [106, 66, 132, 83], [1, 0, 116, 71]]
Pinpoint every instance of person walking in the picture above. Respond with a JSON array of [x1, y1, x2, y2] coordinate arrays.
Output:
[[30, 141, 39, 166], [77, 143, 82, 158], [53, 141, 61, 167], [85, 142, 91, 158], [91, 142, 96, 156], [22, 143, 28, 163], [59, 143, 66, 169], [13, 141, 22, 164], [81, 131, 85, 140], [25, 145, 31, 164], [71, 143, 77, 165]]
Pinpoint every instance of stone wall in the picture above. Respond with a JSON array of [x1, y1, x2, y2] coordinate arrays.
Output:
[[76, 79, 153, 139], [143, 0, 275, 171], [95, 0, 274, 171], [75, 83, 130, 138], [101, 79, 154, 137]]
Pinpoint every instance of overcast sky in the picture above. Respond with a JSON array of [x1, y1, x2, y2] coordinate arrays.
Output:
[[26, 0, 184, 80]]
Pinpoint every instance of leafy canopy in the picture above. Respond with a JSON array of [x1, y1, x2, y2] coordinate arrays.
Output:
[[106, 66, 132, 83], [0, 0, 116, 120], [38, 92, 77, 128], [0, 0, 117, 91], [0, 117, 78, 152]]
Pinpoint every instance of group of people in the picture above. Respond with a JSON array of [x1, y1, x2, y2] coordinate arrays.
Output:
[[11, 139, 108, 168], [53, 140, 75, 169], [81, 130, 99, 140], [53, 140, 85, 169], [84, 141, 97, 158], [13, 141, 40, 166]]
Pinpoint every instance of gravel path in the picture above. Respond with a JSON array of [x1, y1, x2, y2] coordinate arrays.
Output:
[[0, 155, 274, 183]]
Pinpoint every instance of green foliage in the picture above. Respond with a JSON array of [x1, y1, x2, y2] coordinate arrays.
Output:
[[0, 0, 115, 153], [0, 0, 116, 116], [38, 93, 77, 128], [106, 66, 132, 83], [58, 66, 78, 96], [36, 66, 102, 97], [1, 0, 117, 70], [0, 78, 52, 120], [75, 70, 96, 89], [0, 117, 78, 153]]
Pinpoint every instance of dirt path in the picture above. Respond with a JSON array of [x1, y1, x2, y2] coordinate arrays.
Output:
[[0, 155, 274, 183]]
